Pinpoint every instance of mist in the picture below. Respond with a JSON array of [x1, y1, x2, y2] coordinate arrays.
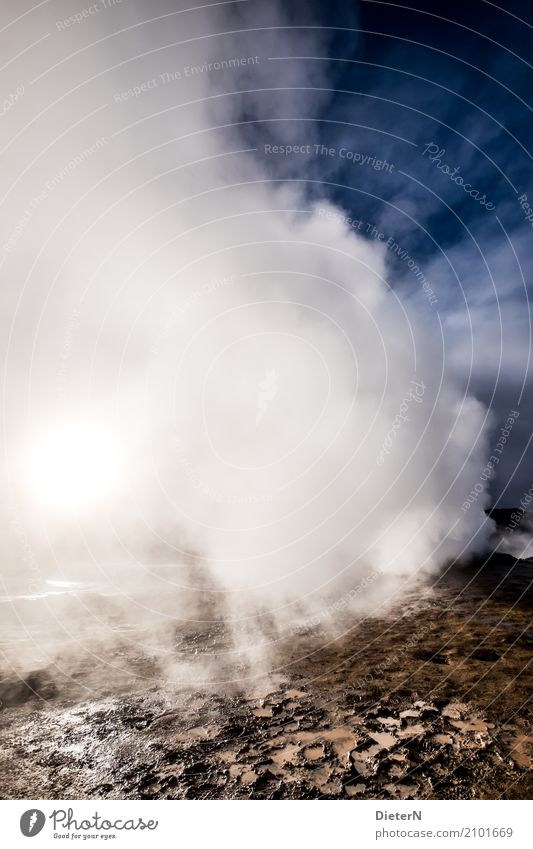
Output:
[[0, 0, 498, 684]]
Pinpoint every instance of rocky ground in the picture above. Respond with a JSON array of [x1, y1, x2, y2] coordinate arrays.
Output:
[[0, 550, 531, 800]]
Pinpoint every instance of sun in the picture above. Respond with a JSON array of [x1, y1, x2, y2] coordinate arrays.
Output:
[[27, 421, 123, 513]]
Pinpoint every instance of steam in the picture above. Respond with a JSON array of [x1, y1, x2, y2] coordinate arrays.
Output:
[[494, 511, 533, 561], [0, 0, 495, 684]]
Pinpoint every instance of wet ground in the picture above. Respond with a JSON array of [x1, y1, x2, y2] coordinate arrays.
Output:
[[0, 550, 531, 800]]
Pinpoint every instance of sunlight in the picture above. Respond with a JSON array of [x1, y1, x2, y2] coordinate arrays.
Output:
[[27, 421, 123, 513]]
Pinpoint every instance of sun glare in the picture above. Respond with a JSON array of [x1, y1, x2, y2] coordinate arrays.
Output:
[[27, 422, 122, 512]]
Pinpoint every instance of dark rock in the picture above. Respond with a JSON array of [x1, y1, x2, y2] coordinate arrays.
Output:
[[0, 670, 57, 707], [471, 649, 500, 662]]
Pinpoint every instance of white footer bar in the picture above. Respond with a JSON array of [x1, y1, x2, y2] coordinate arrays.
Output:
[[1, 799, 532, 849]]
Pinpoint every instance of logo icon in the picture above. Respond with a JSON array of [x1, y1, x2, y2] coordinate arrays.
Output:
[[256, 368, 279, 425], [20, 810, 46, 837]]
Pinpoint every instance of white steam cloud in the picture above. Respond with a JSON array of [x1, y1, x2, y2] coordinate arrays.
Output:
[[0, 0, 493, 682]]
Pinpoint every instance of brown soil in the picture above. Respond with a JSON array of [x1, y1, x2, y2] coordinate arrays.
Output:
[[0, 552, 531, 800]]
